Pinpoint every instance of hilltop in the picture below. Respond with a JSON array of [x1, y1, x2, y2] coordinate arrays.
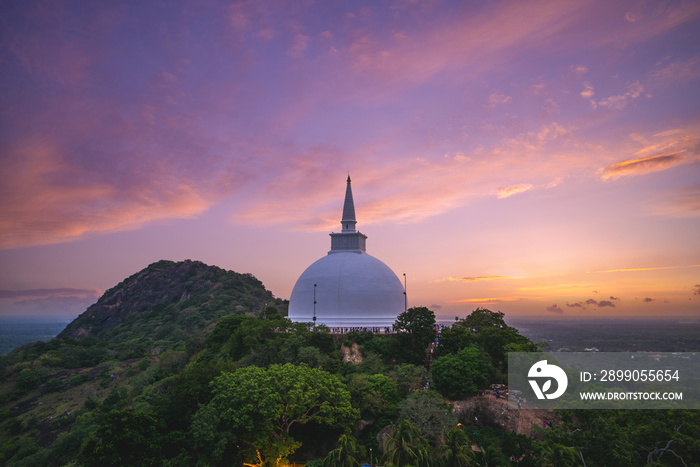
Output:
[[58, 259, 283, 349]]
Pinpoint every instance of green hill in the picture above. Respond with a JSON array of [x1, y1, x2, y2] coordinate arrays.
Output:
[[57, 259, 283, 354]]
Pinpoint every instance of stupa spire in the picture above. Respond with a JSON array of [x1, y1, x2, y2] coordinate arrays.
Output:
[[330, 175, 367, 253], [341, 175, 356, 232]]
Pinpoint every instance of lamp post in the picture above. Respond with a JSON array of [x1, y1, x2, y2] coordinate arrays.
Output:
[[403, 273, 407, 312], [370, 448, 373, 467], [313, 283, 317, 328]]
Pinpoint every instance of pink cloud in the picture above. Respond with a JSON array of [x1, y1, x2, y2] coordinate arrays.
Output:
[[497, 184, 533, 199], [0, 139, 217, 249], [601, 152, 687, 180]]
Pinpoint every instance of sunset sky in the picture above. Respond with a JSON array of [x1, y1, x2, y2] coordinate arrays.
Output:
[[1, 0, 699, 322]]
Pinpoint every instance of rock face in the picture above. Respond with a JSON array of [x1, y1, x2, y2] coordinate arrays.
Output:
[[452, 394, 557, 437], [58, 260, 276, 340], [341, 342, 363, 364]]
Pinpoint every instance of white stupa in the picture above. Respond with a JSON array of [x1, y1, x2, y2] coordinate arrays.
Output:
[[288, 176, 405, 329]]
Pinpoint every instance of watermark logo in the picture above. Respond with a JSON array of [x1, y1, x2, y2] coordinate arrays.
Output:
[[528, 360, 568, 399]]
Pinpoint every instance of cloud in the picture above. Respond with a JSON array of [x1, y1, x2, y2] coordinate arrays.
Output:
[[643, 297, 655, 302], [546, 304, 564, 314], [652, 56, 700, 84], [435, 276, 510, 283], [0, 288, 101, 300], [649, 186, 700, 218], [0, 288, 102, 319], [582, 80, 648, 110], [601, 127, 700, 182], [580, 82, 595, 105], [610, 296, 620, 300], [0, 143, 217, 249], [235, 127, 575, 231], [288, 34, 309, 58], [569, 298, 617, 308], [693, 285, 700, 296], [449, 297, 519, 304], [597, 81, 645, 110], [597, 264, 700, 273], [601, 152, 686, 180], [3, 0, 699, 251], [497, 184, 533, 199], [625, 11, 643, 23], [485, 92, 512, 108]]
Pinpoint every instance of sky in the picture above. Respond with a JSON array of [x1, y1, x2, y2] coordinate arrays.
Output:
[[1, 0, 699, 323]]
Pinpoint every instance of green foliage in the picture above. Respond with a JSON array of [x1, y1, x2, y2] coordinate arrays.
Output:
[[0, 437, 39, 465], [397, 390, 456, 446], [323, 434, 366, 467], [393, 306, 437, 365], [476, 444, 509, 466], [69, 372, 93, 388], [431, 346, 493, 400], [348, 373, 400, 421], [381, 419, 432, 467], [545, 409, 700, 467], [436, 308, 537, 375], [191, 363, 358, 465], [391, 363, 426, 397], [15, 367, 45, 393], [83, 408, 163, 466], [435, 426, 477, 467], [394, 306, 437, 349]]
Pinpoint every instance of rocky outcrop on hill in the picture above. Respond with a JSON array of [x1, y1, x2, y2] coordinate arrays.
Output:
[[452, 394, 557, 437]]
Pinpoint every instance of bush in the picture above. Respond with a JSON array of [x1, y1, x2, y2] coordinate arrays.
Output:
[[431, 346, 493, 400]]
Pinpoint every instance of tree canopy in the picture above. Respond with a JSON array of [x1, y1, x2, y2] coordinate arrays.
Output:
[[191, 363, 358, 465], [431, 346, 494, 400]]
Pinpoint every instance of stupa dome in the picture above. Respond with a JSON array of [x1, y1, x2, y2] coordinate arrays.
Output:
[[288, 176, 405, 328]]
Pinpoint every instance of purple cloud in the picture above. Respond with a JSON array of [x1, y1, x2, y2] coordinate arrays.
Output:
[[0, 288, 101, 300], [546, 304, 564, 314]]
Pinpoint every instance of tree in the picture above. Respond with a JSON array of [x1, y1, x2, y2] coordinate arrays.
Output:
[[397, 391, 456, 446], [323, 434, 366, 467], [394, 307, 437, 365], [435, 427, 476, 467], [394, 307, 437, 348], [348, 374, 400, 422], [431, 346, 493, 400], [461, 308, 508, 332], [476, 445, 508, 466], [391, 363, 425, 397], [539, 443, 579, 467], [381, 419, 432, 467], [191, 363, 357, 466], [83, 408, 163, 466], [437, 309, 537, 374]]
